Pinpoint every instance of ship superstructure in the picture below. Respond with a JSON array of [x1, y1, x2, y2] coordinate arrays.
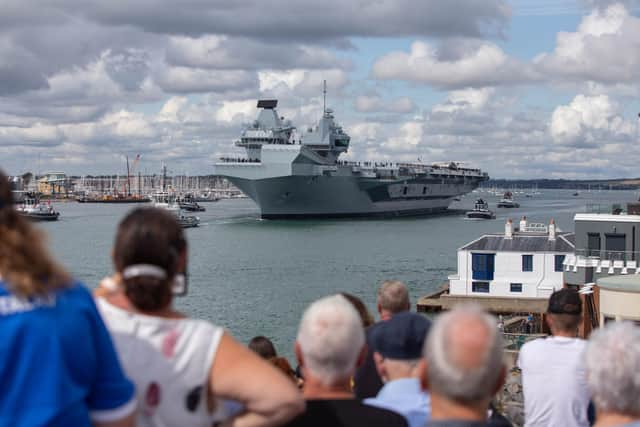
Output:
[[214, 98, 489, 219]]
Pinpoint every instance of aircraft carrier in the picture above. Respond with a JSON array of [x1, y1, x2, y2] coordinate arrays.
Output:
[[213, 98, 489, 219]]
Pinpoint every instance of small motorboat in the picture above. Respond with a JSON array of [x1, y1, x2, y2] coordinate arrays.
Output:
[[178, 196, 206, 212], [497, 191, 520, 208], [152, 191, 200, 228], [16, 197, 60, 221], [466, 199, 496, 220]]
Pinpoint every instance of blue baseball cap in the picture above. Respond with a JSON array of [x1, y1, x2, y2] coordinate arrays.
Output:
[[371, 312, 431, 360]]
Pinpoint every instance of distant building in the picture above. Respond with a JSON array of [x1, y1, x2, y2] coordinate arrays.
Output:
[[37, 172, 72, 195], [449, 217, 574, 299], [564, 203, 640, 286]]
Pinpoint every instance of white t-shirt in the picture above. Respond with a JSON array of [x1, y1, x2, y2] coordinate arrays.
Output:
[[97, 298, 228, 427], [517, 336, 590, 427]]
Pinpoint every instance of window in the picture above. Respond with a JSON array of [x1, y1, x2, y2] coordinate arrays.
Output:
[[522, 255, 533, 272], [472, 282, 490, 293], [588, 233, 601, 257], [605, 233, 626, 259], [554, 255, 565, 272], [510, 283, 523, 293], [472, 253, 495, 281]]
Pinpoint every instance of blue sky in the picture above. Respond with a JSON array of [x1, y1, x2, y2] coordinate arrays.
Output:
[[1, 0, 640, 178]]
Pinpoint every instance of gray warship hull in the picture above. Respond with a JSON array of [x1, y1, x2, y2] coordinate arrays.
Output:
[[214, 98, 488, 220], [225, 174, 483, 219]]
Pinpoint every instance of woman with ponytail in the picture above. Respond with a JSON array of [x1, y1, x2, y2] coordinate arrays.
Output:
[[96, 207, 304, 427], [0, 169, 135, 427]]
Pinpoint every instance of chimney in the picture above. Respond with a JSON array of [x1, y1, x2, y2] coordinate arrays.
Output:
[[519, 216, 527, 232], [505, 218, 513, 240], [549, 219, 556, 241]]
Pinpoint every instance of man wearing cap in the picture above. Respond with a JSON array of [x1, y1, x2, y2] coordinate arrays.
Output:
[[365, 312, 431, 427], [518, 288, 590, 427]]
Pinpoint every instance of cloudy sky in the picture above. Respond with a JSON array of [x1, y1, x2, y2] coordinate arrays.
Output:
[[2, 0, 640, 179]]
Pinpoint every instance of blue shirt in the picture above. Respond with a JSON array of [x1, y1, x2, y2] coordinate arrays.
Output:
[[0, 281, 135, 427], [365, 378, 431, 427]]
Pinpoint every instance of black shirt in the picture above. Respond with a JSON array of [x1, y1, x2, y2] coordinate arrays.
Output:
[[354, 322, 384, 399], [284, 399, 408, 427]]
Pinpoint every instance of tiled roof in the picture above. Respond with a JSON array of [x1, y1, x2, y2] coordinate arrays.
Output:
[[461, 232, 575, 253]]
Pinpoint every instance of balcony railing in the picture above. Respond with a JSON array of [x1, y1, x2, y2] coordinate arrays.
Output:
[[573, 249, 640, 262], [564, 250, 640, 274], [585, 203, 640, 215]]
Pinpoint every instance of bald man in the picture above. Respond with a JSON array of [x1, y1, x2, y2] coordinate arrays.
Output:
[[420, 304, 507, 427]]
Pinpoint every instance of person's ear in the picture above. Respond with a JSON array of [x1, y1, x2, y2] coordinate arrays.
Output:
[[545, 314, 553, 330], [177, 248, 188, 272], [418, 359, 429, 391], [295, 342, 304, 368], [492, 365, 507, 396], [356, 344, 367, 368], [373, 352, 386, 380]]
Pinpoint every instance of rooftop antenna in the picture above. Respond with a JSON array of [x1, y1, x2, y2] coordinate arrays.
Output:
[[323, 80, 327, 115]]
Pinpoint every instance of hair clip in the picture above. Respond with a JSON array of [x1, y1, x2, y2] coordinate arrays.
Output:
[[122, 264, 167, 280]]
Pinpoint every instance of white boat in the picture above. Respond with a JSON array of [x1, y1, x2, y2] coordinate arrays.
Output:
[[16, 197, 60, 221], [497, 191, 520, 208], [152, 192, 200, 228], [466, 199, 495, 220]]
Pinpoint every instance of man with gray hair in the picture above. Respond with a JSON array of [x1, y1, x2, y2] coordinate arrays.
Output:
[[585, 322, 640, 427], [377, 280, 411, 318], [420, 304, 506, 426], [355, 280, 411, 398], [285, 294, 408, 427]]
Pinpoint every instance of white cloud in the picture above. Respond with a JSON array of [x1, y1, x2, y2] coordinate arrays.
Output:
[[258, 69, 348, 96], [156, 66, 258, 94], [550, 94, 634, 145], [215, 100, 257, 123], [372, 40, 534, 89], [432, 88, 494, 113], [383, 121, 424, 150], [534, 3, 640, 84], [354, 95, 416, 113]]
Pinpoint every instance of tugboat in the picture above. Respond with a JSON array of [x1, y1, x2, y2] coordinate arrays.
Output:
[[466, 199, 495, 220], [152, 191, 200, 228], [16, 196, 60, 221], [497, 191, 520, 208], [178, 195, 206, 212]]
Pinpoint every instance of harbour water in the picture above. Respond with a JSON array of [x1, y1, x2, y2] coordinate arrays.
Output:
[[41, 189, 639, 359]]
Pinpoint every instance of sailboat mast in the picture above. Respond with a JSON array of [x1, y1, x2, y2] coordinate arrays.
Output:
[[126, 155, 131, 195]]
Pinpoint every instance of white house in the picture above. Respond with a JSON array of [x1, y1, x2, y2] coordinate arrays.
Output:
[[448, 217, 575, 298]]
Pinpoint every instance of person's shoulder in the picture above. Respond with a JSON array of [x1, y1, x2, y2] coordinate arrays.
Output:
[[425, 420, 492, 427], [56, 280, 91, 297], [181, 317, 224, 336], [520, 336, 549, 353], [326, 399, 408, 427], [366, 321, 384, 338]]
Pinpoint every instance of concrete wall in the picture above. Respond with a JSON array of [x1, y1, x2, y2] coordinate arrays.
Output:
[[599, 288, 640, 324]]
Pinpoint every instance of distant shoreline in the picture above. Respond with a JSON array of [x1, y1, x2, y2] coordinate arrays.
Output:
[[486, 178, 640, 191]]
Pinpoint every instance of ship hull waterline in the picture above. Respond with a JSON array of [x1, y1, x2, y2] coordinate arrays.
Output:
[[223, 174, 483, 219]]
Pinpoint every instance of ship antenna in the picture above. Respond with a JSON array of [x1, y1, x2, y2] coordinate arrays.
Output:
[[323, 80, 327, 115]]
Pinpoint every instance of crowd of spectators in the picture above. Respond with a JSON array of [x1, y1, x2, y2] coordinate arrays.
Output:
[[2, 167, 640, 427]]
